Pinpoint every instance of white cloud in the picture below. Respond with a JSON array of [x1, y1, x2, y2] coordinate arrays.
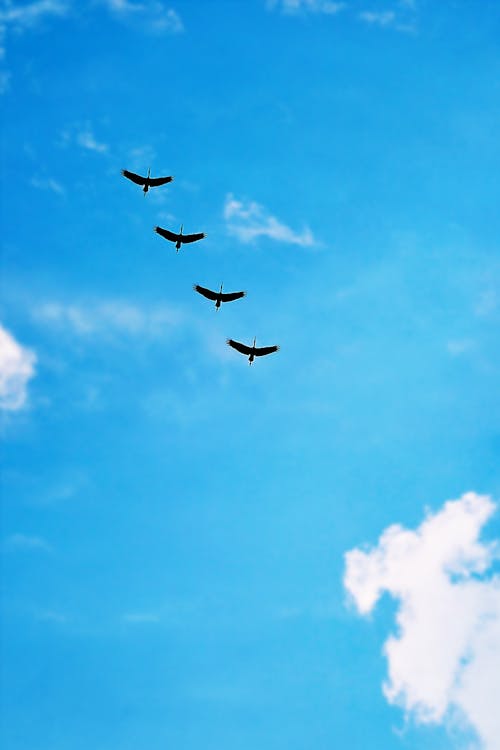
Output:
[[30, 176, 65, 195], [358, 10, 396, 27], [224, 193, 315, 247], [268, 0, 345, 15], [103, 0, 183, 33], [344, 492, 500, 750], [5, 533, 52, 552], [35, 300, 182, 338], [0, 0, 69, 28], [0, 324, 37, 411], [76, 126, 108, 154]]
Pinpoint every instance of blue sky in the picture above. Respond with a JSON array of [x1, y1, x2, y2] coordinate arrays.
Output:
[[1, 1, 500, 749]]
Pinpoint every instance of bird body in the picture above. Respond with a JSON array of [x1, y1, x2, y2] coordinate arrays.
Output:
[[227, 337, 279, 364], [155, 224, 206, 251], [122, 167, 173, 194], [194, 284, 245, 310]]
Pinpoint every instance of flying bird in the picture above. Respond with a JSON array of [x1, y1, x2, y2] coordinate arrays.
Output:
[[155, 224, 206, 251], [121, 168, 173, 194], [194, 283, 246, 310], [227, 337, 279, 365]]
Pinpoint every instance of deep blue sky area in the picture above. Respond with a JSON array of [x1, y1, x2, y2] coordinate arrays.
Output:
[[1, 2, 499, 749]]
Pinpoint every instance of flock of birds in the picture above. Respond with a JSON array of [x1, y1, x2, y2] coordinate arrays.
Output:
[[121, 167, 280, 364]]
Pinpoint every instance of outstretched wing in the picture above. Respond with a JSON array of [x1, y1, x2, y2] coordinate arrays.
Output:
[[227, 339, 252, 356], [194, 285, 218, 301], [122, 169, 145, 186], [220, 291, 246, 303], [254, 345, 280, 357], [149, 175, 174, 187], [181, 232, 206, 244], [155, 226, 179, 242]]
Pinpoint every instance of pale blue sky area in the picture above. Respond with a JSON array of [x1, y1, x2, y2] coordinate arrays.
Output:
[[1, 1, 499, 749]]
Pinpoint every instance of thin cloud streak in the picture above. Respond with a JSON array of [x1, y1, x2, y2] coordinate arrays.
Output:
[[224, 193, 315, 247], [34, 299, 183, 338], [4, 533, 53, 552]]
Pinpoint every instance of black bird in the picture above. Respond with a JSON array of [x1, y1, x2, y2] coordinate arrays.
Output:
[[194, 283, 246, 310], [121, 167, 173, 194], [155, 224, 206, 251], [227, 337, 279, 365]]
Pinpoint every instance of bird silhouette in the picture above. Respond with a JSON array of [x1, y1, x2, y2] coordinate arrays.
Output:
[[122, 168, 173, 194], [227, 337, 279, 365], [155, 225, 206, 251], [194, 284, 245, 310]]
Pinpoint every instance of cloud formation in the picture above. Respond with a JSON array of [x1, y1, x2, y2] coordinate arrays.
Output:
[[344, 492, 500, 750], [4, 533, 52, 552], [0, 324, 37, 411], [35, 300, 182, 338], [267, 0, 345, 15], [224, 194, 315, 247], [268, 0, 418, 32], [103, 0, 183, 34]]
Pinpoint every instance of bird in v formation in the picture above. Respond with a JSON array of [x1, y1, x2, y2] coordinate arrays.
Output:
[[121, 168, 173, 194], [121, 166, 279, 362]]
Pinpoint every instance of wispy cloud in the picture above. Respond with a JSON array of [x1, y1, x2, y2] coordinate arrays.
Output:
[[358, 10, 396, 27], [34, 300, 183, 338], [267, 0, 345, 15], [268, 0, 418, 32], [344, 492, 500, 750], [4, 533, 52, 553], [76, 126, 109, 154], [30, 176, 66, 196], [224, 193, 315, 247], [103, 0, 184, 34], [0, 324, 37, 411], [0, 0, 69, 28]]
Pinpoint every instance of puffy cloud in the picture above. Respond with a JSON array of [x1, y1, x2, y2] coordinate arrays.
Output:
[[224, 194, 315, 247], [0, 324, 37, 411], [344, 493, 500, 750]]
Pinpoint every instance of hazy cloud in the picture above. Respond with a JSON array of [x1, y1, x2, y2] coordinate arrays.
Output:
[[224, 193, 315, 247], [0, 324, 37, 411], [267, 0, 345, 15], [358, 10, 396, 27], [103, 0, 183, 34], [5, 533, 52, 552], [76, 126, 109, 154], [35, 300, 183, 338], [0, 0, 69, 28], [344, 492, 500, 750], [30, 176, 65, 195]]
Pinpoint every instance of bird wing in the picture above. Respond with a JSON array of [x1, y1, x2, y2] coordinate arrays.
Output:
[[155, 226, 179, 242], [122, 169, 146, 186], [227, 339, 252, 356], [148, 175, 174, 187], [181, 232, 206, 244], [254, 345, 280, 357], [194, 285, 218, 301], [220, 291, 246, 303]]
